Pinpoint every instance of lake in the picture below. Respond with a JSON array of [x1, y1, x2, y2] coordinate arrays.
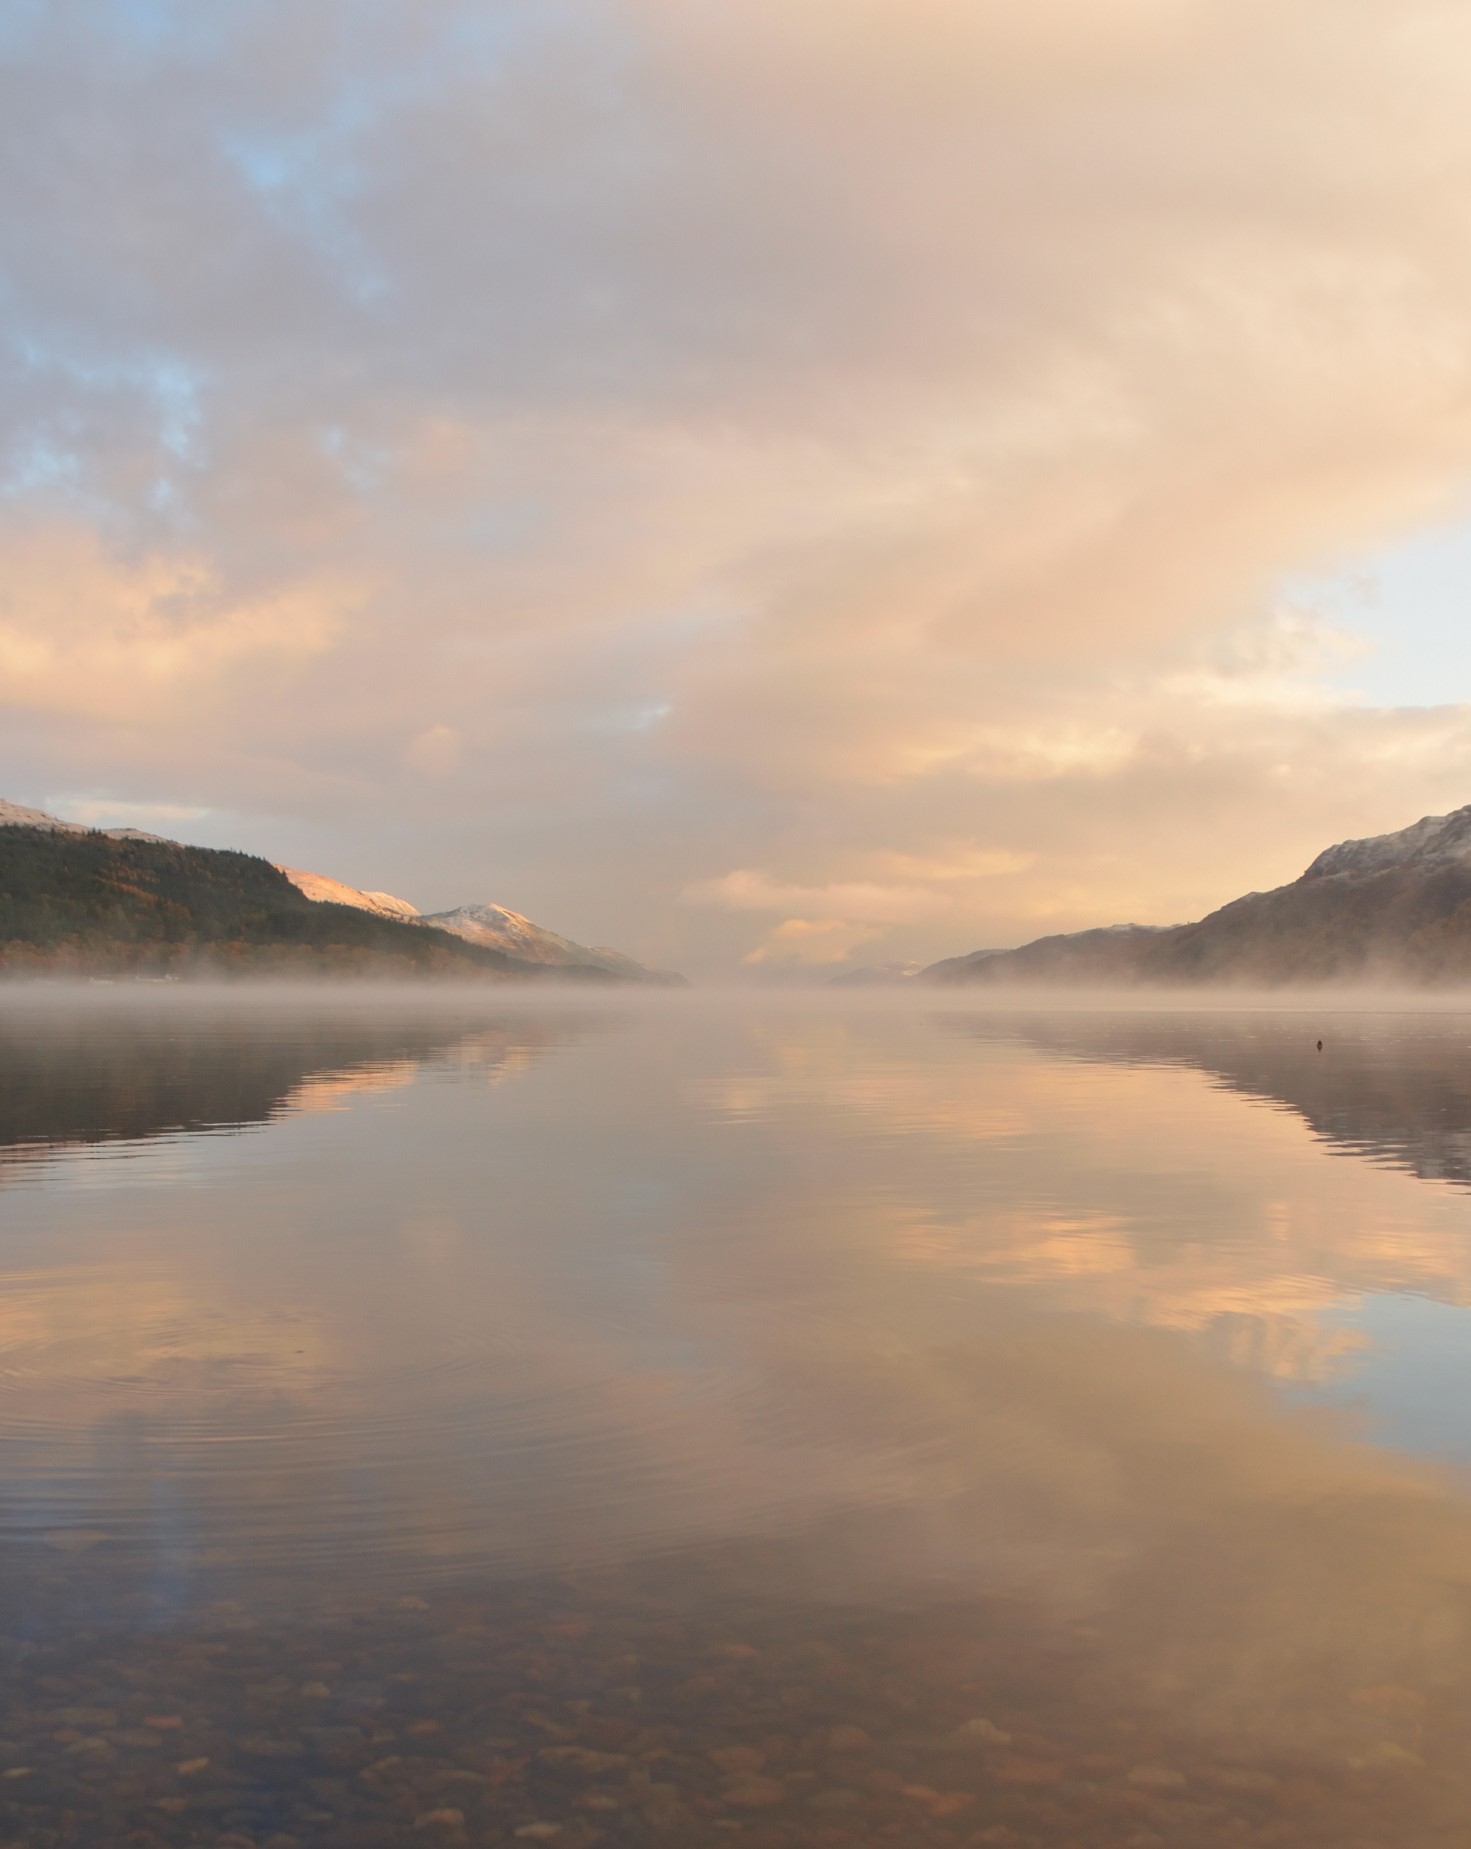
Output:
[[3, 989, 1471, 1847]]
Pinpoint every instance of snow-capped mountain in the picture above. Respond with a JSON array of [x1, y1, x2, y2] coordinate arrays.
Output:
[[1, 799, 683, 982], [0, 799, 77, 831], [275, 865, 420, 922], [1302, 804, 1471, 880], [923, 804, 1471, 987], [0, 798, 168, 842], [419, 903, 685, 985]]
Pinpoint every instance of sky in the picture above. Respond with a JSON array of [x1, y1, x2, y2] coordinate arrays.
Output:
[[5, 0, 1471, 978]]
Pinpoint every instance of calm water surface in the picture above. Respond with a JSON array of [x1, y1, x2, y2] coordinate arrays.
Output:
[[4, 991, 1471, 1847]]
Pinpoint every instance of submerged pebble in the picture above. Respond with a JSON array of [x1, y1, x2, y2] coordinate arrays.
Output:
[[0, 1567, 1458, 1849]]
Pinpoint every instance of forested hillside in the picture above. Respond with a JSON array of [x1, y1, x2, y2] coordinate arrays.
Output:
[[0, 827, 570, 978]]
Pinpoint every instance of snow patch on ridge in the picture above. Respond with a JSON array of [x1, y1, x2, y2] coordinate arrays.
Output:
[[1303, 804, 1471, 880], [419, 902, 610, 968], [0, 799, 78, 832], [276, 865, 420, 921], [0, 798, 170, 842], [421, 903, 684, 983]]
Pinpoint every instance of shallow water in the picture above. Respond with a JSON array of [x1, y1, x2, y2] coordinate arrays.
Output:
[[5, 991, 1471, 1846]]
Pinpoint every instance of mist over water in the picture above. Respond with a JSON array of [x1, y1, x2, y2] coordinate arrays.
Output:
[[5, 988, 1471, 1845]]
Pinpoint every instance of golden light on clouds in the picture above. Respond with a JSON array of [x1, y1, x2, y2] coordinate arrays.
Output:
[[0, 529, 356, 721], [403, 723, 463, 777], [4, 1, 1471, 966], [740, 918, 886, 966]]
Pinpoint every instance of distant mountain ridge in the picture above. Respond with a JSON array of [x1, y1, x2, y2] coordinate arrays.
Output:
[[1302, 806, 1471, 879], [829, 960, 926, 987], [923, 805, 1471, 987], [0, 800, 681, 982], [417, 903, 686, 985], [0, 798, 168, 844]]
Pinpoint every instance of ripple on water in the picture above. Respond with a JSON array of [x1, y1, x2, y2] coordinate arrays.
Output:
[[0, 1266, 947, 1582]]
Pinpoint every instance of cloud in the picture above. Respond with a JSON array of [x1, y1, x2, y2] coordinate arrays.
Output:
[[4, 1, 1471, 966], [694, 852, 1041, 967], [50, 797, 212, 830], [740, 918, 886, 966], [691, 870, 938, 923], [403, 723, 462, 777], [0, 527, 355, 720]]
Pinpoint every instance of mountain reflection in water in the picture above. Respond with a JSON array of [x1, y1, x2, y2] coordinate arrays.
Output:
[[2, 993, 1471, 1847], [952, 1007, 1471, 1189]]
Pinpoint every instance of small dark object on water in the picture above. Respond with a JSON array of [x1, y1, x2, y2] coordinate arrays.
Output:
[[1317, 1039, 1323, 1052]]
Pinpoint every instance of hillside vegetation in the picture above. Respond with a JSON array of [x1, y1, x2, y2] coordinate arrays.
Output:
[[0, 827, 583, 978], [924, 806, 1471, 988]]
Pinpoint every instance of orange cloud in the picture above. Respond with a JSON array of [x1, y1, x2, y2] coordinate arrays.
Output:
[[740, 917, 886, 965], [6, 1, 1471, 969]]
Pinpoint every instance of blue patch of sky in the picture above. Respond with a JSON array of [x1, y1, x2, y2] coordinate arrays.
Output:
[[150, 359, 204, 461], [0, 0, 254, 63], [215, 0, 633, 314], [215, 10, 517, 310], [107, 0, 179, 51], [383, 0, 625, 85], [1, 325, 206, 506], [404, 0, 570, 74], [10, 330, 207, 433], [5, 0, 582, 81], [316, 424, 390, 496], [2, 439, 82, 497], [222, 110, 390, 310], [0, 0, 43, 54], [1295, 1293, 1471, 1465], [108, 0, 270, 63], [1281, 515, 1471, 710]]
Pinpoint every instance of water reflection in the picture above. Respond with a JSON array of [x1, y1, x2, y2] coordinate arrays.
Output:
[[954, 1006, 1471, 1188], [3, 996, 1471, 1844], [0, 990, 597, 1162]]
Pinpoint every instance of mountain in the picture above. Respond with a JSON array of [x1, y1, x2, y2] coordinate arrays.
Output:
[[0, 825, 585, 978], [923, 805, 1471, 987], [0, 800, 681, 982], [282, 874, 682, 981], [0, 797, 168, 843], [942, 1010, 1471, 1192], [418, 902, 686, 985], [924, 926, 1172, 986], [0, 1010, 585, 1160], [276, 865, 420, 921], [829, 960, 926, 987], [0, 798, 86, 832]]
